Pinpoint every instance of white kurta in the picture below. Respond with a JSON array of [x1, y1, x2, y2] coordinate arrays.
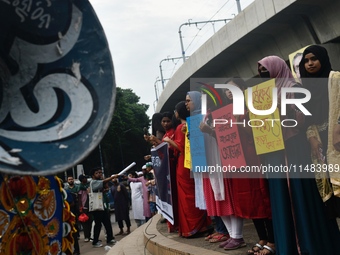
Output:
[[130, 182, 145, 220]]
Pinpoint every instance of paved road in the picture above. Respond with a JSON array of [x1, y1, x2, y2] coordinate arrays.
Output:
[[79, 211, 340, 255], [79, 210, 138, 255]]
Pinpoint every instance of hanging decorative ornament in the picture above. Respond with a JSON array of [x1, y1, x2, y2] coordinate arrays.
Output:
[[0, 175, 75, 255]]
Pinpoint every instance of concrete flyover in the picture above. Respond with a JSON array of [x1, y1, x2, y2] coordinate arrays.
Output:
[[156, 0, 340, 113]]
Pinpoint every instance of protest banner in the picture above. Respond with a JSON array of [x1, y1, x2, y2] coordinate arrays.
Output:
[[151, 142, 174, 224]]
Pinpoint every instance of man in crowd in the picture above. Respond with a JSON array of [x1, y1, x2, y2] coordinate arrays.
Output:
[[90, 167, 117, 248], [65, 175, 80, 242], [66, 175, 80, 193]]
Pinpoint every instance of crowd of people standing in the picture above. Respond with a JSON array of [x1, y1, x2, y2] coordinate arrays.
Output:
[[64, 163, 157, 254], [144, 44, 340, 255], [63, 44, 340, 255]]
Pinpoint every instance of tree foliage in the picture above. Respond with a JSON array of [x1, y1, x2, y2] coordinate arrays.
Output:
[[78, 87, 151, 176]]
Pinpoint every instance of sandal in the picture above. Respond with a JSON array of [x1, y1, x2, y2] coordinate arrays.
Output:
[[209, 234, 230, 243], [219, 238, 232, 248], [247, 243, 264, 254], [204, 232, 218, 241], [255, 245, 275, 255], [223, 238, 246, 250]]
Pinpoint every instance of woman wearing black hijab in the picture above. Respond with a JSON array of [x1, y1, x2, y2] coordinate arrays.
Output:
[[299, 45, 340, 215], [297, 44, 340, 254], [299, 45, 331, 129]]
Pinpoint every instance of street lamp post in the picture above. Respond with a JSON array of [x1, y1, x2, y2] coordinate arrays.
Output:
[[159, 57, 186, 89], [236, 0, 242, 13], [154, 78, 170, 111], [159, 57, 183, 89], [178, 18, 232, 63], [154, 78, 161, 102], [153, 100, 158, 112]]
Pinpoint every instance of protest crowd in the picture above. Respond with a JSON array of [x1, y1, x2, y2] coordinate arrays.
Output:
[[136, 45, 340, 255], [1, 41, 340, 255]]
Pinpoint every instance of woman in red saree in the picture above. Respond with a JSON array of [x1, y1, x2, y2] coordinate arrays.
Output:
[[199, 78, 273, 252], [164, 101, 212, 237]]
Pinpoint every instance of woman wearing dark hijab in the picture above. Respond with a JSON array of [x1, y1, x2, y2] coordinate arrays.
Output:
[[299, 45, 340, 216], [299, 45, 331, 128], [255, 55, 340, 255]]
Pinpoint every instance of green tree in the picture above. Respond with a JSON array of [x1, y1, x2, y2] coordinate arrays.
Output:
[[80, 87, 151, 176]]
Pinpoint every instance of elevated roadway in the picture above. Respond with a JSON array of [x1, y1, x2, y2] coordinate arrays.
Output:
[[156, 0, 340, 113]]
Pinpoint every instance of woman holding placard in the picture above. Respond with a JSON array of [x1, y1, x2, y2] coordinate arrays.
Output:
[[163, 101, 212, 237], [256, 56, 340, 255], [200, 78, 273, 252]]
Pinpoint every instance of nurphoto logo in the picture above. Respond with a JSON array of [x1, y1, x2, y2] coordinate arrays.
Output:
[[201, 83, 311, 128]]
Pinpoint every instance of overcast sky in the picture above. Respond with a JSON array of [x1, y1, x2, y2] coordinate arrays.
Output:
[[90, 0, 254, 119]]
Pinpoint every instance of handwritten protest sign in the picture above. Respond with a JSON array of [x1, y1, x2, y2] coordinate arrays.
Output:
[[245, 79, 284, 154], [184, 121, 191, 169], [211, 104, 246, 168]]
